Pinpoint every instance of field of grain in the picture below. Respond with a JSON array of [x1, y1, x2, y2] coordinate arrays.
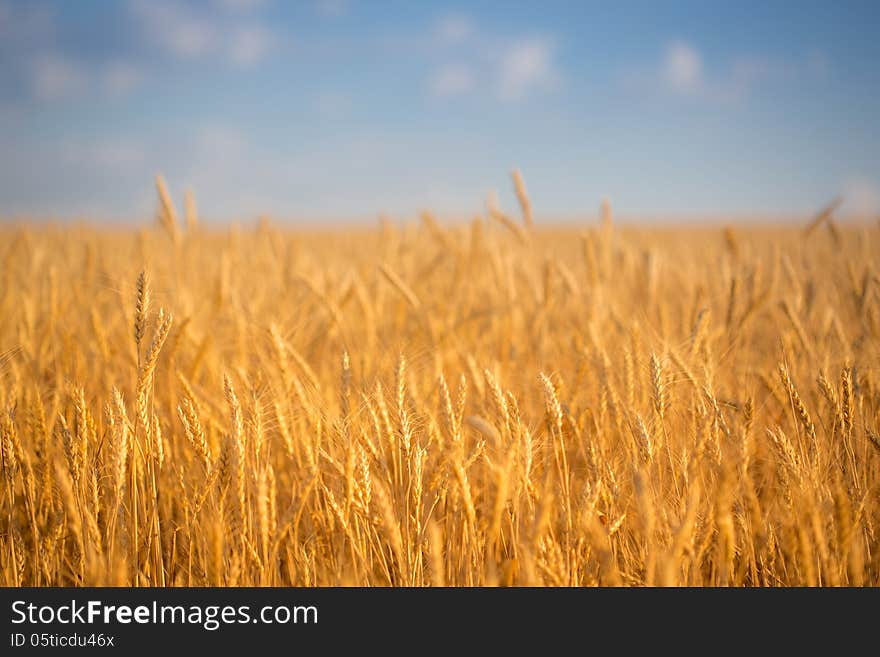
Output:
[[1, 182, 878, 586]]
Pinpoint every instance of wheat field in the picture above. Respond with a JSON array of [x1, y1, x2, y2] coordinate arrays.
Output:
[[1, 179, 878, 586]]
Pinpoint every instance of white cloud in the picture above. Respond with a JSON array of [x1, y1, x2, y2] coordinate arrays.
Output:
[[169, 23, 217, 58], [30, 55, 88, 100], [423, 20, 560, 103], [0, 4, 141, 103], [842, 178, 880, 217], [663, 40, 703, 93], [229, 25, 273, 67], [28, 56, 142, 102], [131, 0, 273, 66], [654, 40, 829, 101], [497, 39, 558, 100], [133, 1, 217, 58], [434, 14, 474, 43], [428, 64, 475, 98]]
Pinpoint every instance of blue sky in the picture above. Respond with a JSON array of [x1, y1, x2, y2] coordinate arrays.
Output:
[[1, 0, 878, 222]]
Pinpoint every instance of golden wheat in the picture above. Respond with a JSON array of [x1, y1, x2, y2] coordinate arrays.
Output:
[[0, 181, 878, 586]]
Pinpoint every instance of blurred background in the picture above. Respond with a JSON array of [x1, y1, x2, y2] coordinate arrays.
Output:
[[0, 0, 878, 223]]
